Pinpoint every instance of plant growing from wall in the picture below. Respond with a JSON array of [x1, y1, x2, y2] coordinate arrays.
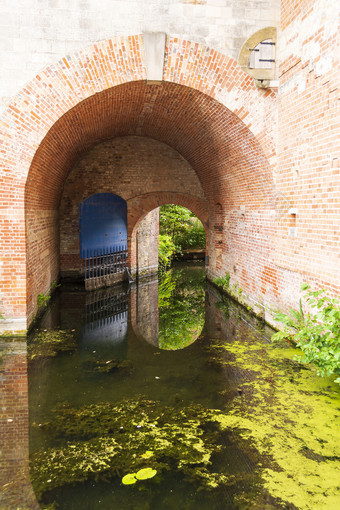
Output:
[[272, 284, 340, 384], [37, 292, 51, 308], [213, 272, 230, 291], [36, 281, 60, 309]]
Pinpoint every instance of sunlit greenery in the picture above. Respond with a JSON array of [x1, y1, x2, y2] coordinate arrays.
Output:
[[158, 234, 177, 273], [159, 205, 205, 254], [158, 266, 205, 349], [272, 284, 340, 384], [209, 329, 340, 510]]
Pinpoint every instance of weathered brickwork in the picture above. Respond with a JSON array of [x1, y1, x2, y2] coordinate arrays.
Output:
[[60, 136, 205, 278], [137, 209, 160, 278], [0, 36, 277, 328], [0, 0, 338, 331], [0, 0, 280, 112], [276, 0, 340, 310]]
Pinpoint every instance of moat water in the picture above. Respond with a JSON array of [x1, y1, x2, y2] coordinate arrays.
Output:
[[1, 263, 339, 509]]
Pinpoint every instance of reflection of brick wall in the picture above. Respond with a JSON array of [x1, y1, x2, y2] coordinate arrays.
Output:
[[0, 344, 39, 509], [130, 279, 159, 347]]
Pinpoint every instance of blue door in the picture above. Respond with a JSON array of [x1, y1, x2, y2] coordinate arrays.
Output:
[[79, 193, 127, 258]]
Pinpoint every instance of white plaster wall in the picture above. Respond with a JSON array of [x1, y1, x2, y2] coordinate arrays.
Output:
[[0, 0, 280, 113]]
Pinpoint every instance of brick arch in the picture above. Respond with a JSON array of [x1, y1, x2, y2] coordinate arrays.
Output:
[[128, 191, 209, 273], [128, 192, 209, 233], [0, 34, 276, 329]]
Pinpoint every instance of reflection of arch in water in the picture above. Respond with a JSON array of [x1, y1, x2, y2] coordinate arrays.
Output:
[[130, 265, 206, 350]]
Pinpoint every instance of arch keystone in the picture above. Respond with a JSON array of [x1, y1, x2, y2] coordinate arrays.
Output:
[[143, 32, 166, 83]]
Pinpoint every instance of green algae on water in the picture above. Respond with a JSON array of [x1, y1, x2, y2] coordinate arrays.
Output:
[[30, 398, 235, 501], [82, 357, 134, 374], [27, 329, 77, 362], [210, 332, 340, 510]]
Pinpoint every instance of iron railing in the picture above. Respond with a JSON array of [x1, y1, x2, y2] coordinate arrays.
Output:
[[83, 247, 128, 281]]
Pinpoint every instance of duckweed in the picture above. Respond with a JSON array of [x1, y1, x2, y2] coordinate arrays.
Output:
[[30, 398, 234, 501], [27, 330, 77, 362], [210, 334, 340, 510]]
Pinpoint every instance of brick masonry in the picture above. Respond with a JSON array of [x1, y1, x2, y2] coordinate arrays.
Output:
[[60, 136, 205, 278], [275, 0, 340, 312], [0, 0, 339, 330], [0, 0, 280, 112]]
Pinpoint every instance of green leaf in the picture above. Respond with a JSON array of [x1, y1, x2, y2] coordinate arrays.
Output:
[[122, 473, 137, 485], [135, 468, 157, 480]]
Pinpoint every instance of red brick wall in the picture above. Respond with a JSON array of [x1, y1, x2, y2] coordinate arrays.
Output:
[[60, 135, 205, 277], [0, 35, 279, 327], [137, 209, 159, 277], [281, 0, 314, 30], [276, 0, 340, 310]]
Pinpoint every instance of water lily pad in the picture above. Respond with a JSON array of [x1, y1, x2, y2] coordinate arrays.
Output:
[[122, 473, 137, 485], [135, 468, 157, 480]]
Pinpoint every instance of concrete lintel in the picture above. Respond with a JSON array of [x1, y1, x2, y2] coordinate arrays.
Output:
[[0, 317, 27, 336], [143, 32, 166, 82]]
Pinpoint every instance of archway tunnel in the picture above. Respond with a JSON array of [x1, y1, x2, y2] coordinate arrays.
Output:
[[22, 79, 273, 327]]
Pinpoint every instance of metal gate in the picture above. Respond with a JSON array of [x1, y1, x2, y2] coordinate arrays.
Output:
[[79, 193, 128, 289]]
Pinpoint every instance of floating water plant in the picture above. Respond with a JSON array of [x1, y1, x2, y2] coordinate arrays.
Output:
[[27, 329, 77, 362], [83, 357, 133, 374], [121, 468, 157, 485], [30, 398, 234, 501], [210, 329, 340, 510], [122, 473, 137, 485], [135, 467, 157, 480]]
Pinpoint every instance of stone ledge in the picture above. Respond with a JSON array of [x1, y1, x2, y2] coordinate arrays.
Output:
[[0, 318, 27, 336]]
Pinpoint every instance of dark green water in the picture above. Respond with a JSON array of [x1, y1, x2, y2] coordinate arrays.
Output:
[[24, 263, 340, 510]]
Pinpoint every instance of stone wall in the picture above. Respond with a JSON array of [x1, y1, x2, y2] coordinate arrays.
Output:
[[0, 0, 280, 113]]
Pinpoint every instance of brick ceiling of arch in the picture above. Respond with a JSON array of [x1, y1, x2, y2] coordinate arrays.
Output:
[[26, 80, 271, 212]]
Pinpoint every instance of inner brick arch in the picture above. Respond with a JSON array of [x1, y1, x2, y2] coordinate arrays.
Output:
[[128, 191, 209, 274], [0, 35, 276, 330]]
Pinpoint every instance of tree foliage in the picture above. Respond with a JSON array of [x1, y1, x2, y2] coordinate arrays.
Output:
[[158, 234, 176, 273], [272, 284, 340, 384], [159, 205, 205, 253]]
